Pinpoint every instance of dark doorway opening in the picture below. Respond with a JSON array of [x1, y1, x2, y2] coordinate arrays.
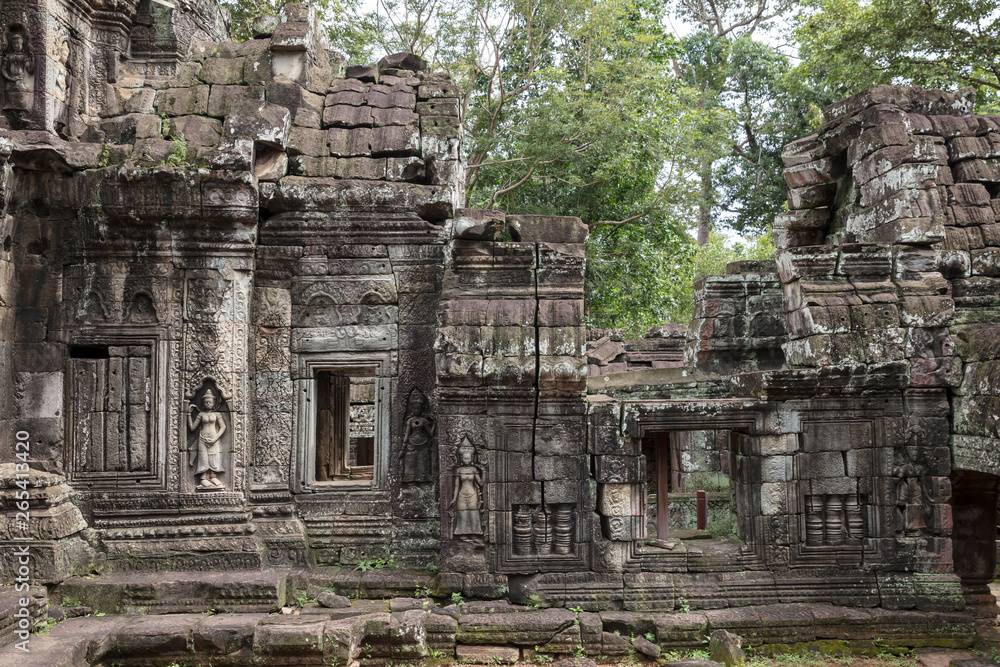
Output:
[[951, 470, 999, 618], [315, 371, 376, 482]]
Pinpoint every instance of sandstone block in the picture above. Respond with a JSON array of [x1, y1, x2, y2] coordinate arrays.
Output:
[[929, 113, 981, 138], [788, 182, 837, 210], [328, 78, 368, 94], [948, 136, 999, 161], [367, 89, 417, 108], [328, 127, 372, 156], [981, 224, 1000, 246], [207, 84, 261, 117], [271, 20, 311, 51], [774, 208, 831, 230], [223, 100, 291, 148], [417, 99, 459, 116], [418, 81, 461, 100], [846, 122, 912, 164], [945, 183, 991, 207], [953, 159, 1000, 183], [168, 115, 222, 147], [199, 57, 245, 85], [859, 163, 951, 208], [945, 205, 992, 227], [99, 113, 160, 143], [324, 104, 374, 127], [587, 337, 625, 364], [853, 137, 947, 186], [945, 226, 971, 251], [371, 125, 420, 155], [243, 49, 271, 85], [708, 629, 745, 667], [287, 126, 328, 156], [317, 591, 351, 608], [387, 156, 425, 181], [326, 90, 366, 106], [633, 635, 660, 658], [456, 645, 520, 663], [372, 107, 419, 127], [534, 455, 585, 481], [377, 52, 427, 73], [899, 296, 955, 327], [971, 248, 1000, 276], [120, 87, 156, 114], [784, 157, 841, 188], [781, 134, 824, 167], [154, 85, 210, 116], [594, 455, 642, 483], [252, 620, 325, 654]]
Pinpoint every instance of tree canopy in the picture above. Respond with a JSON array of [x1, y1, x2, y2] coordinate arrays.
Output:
[[796, 0, 1000, 110], [220, 0, 992, 334]]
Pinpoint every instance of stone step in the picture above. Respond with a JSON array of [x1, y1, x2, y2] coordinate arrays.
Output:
[[0, 602, 978, 667], [54, 570, 288, 614]]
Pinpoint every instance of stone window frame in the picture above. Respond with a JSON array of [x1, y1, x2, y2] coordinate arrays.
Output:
[[64, 332, 169, 490], [292, 351, 392, 493]]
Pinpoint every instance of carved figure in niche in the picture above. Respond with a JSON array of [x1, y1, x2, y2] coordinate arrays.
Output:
[[66, 34, 85, 120], [401, 389, 435, 483], [126, 293, 158, 324], [892, 426, 929, 534], [52, 38, 68, 97], [451, 437, 483, 538], [2, 28, 33, 126], [187, 389, 227, 490], [50, 37, 69, 135]]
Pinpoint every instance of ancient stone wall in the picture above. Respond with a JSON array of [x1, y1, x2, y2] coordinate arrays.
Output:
[[581, 85, 1000, 615], [0, 0, 998, 624]]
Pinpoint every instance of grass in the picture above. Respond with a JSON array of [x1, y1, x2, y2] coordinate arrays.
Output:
[[653, 648, 921, 667], [747, 655, 920, 667]]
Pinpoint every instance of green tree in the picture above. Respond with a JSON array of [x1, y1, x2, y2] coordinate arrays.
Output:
[[669, 0, 828, 242], [796, 0, 1000, 109], [714, 37, 829, 236], [223, 0, 798, 329], [336, 0, 712, 330], [585, 219, 696, 335], [223, 0, 378, 54]]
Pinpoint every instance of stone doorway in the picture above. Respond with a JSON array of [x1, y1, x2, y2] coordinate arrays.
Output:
[[641, 430, 738, 542], [951, 470, 999, 618]]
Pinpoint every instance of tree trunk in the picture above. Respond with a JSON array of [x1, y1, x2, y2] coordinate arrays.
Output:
[[697, 159, 713, 246]]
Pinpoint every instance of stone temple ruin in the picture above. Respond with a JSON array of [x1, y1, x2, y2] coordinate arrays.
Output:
[[1, 0, 1000, 662]]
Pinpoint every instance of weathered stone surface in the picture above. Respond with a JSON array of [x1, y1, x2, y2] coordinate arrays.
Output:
[[457, 645, 521, 663], [317, 592, 352, 608], [0, 0, 996, 640], [155, 85, 211, 116], [708, 629, 745, 667]]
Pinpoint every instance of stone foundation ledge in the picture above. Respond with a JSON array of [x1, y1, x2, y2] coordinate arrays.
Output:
[[0, 601, 975, 667], [52, 568, 970, 619], [54, 569, 290, 615]]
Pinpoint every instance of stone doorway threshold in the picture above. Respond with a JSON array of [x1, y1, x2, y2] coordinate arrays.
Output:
[[0, 595, 978, 667]]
